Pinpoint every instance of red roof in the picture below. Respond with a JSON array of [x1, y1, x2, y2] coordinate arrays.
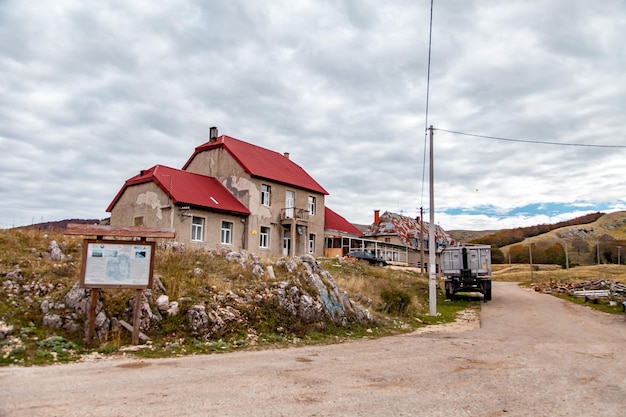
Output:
[[183, 135, 328, 195], [106, 165, 250, 215], [324, 207, 363, 236]]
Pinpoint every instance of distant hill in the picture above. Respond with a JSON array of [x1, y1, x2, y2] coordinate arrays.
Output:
[[466, 212, 605, 247], [447, 229, 497, 243], [445, 212, 626, 266], [499, 211, 626, 266], [14, 218, 108, 232]]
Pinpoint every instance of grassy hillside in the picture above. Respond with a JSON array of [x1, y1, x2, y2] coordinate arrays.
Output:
[[468, 212, 605, 248], [0, 228, 468, 366], [500, 211, 626, 266], [493, 263, 626, 284]]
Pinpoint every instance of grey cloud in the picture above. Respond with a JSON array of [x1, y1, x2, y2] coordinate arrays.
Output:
[[1, 0, 625, 230]]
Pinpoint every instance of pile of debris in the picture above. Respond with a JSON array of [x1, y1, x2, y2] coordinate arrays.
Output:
[[532, 279, 626, 305]]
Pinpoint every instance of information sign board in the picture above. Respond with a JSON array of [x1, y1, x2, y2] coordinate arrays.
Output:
[[80, 240, 155, 289]]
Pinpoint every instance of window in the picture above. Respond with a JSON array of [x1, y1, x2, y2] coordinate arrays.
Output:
[[261, 184, 271, 206], [308, 234, 316, 253], [191, 216, 204, 241], [259, 226, 270, 249], [308, 196, 316, 216], [285, 190, 295, 218], [221, 221, 233, 245]]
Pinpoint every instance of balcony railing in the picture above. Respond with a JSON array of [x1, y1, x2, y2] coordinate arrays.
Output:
[[280, 207, 310, 222]]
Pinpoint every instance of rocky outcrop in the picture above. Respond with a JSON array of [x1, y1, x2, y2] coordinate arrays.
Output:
[[5, 237, 373, 346]]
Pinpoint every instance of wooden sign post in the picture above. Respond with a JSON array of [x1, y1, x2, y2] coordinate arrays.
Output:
[[64, 224, 175, 347]]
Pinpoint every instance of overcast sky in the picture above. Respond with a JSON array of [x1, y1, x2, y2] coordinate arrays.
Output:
[[1, 0, 625, 231]]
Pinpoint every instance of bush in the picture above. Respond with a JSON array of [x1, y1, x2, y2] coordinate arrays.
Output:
[[380, 289, 411, 315]]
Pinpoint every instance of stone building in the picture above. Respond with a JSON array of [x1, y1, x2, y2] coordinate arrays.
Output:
[[107, 128, 328, 257]]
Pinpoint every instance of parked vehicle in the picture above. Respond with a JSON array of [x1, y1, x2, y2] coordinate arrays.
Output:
[[440, 245, 492, 302], [346, 251, 388, 266]]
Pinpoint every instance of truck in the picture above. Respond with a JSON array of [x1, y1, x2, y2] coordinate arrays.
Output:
[[440, 244, 492, 302]]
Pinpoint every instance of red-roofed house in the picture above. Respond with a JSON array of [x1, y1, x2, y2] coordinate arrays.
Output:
[[106, 165, 251, 248], [324, 207, 363, 236], [323, 207, 364, 258], [107, 129, 331, 257]]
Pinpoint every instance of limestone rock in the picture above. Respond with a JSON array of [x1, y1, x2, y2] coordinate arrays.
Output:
[[188, 304, 209, 336], [48, 240, 66, 261], [6, 268, 23, 281], [0, 321, 13, 340]]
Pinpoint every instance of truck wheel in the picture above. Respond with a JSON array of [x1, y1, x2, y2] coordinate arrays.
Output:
[[484, 288, 492, 302], [445, 287, 453, 300]]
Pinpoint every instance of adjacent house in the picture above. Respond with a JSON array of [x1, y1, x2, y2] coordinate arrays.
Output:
[[364, 210, 453, 268], [107, 128, 329, 257], [323, 207, 364, 258]]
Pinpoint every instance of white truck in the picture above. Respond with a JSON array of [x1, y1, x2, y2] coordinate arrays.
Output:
[[441, 245, 492, 302]]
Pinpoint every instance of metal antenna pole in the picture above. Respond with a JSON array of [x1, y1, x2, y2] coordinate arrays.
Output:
[[428, 125, 437, 316]]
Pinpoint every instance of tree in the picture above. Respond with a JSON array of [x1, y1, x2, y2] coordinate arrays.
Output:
[[570, 237, 588, 255], [490, 246, 504, 264], [508, 244, 529, 263]]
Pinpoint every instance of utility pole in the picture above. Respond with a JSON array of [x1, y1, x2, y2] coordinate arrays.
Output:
[[562, 240, 569, 269], [428, 125, 437, 316], [420, 207, 425, 274], [529, 242, 534, 283]]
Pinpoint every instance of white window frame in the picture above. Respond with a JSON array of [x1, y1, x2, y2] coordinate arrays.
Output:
[[191, 216, 205, 242], [285, 190, 295, 218], [221, 221, 233, 245], [308, 233, 315, 254], [261, 184, 271, 206], [259, 226, 270, 249], [308, 196, 316, 216]]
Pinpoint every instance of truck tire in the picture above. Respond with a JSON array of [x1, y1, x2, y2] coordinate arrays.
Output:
[[484, 287, 492, 302], [445, 283, 453, 300]]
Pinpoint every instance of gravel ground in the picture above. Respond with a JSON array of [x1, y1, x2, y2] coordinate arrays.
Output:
[[1, 281, 624, 417]]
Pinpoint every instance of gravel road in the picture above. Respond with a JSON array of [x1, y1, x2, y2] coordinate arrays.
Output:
[[1, 282, 624, 417]]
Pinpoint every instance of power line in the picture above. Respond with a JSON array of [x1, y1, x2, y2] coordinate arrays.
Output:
[[421, 0, 435, 208], [435, 128, 626, 148]]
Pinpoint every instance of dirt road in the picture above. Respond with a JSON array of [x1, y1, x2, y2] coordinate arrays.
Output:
[[1, 282, 624, 416]]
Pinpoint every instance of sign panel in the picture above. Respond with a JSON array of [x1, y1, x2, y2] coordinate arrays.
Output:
[[80, 240, 155, 289]]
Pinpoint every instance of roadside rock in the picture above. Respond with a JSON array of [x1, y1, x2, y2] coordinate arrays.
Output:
[[0, 320, 13, 340]]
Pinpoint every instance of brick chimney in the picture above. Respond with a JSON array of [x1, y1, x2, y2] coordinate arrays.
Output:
[[374, 210, 380, 224]]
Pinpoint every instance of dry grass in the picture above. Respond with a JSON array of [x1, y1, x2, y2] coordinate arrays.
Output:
[[493, 263, 626, 284], [1, 228, 472, 365]]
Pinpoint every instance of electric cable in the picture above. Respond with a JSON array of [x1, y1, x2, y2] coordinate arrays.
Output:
[[435, 128, 626, 148], [421, 0, 435, 209]]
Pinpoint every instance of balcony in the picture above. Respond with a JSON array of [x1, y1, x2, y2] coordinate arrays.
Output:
[[280, 207, 309, 225]]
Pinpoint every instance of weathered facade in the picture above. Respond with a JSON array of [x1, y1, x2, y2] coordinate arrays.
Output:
[[107, 130, 329, 257]]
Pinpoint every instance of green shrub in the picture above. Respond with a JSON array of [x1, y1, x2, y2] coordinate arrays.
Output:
[[380, 289, 411, 314]]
